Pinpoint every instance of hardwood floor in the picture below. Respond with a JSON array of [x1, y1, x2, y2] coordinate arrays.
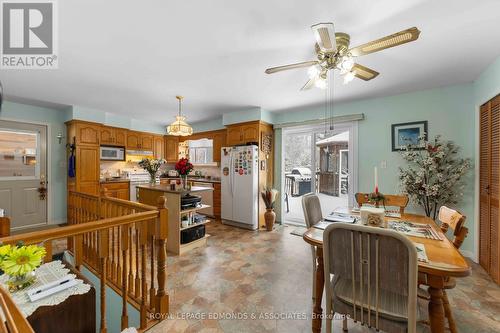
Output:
[[145, 221, 500, 333]]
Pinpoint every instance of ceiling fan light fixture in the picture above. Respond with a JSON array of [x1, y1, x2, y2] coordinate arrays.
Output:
[[314, 77, 327, 89], [339, 55, 354, 73], [307, 65, 321, 79], [343, 71, 355, 85], [166, 95, 193, 136]]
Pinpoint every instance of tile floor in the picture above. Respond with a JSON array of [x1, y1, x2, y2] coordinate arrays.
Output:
[[145, 221, 500, 333]]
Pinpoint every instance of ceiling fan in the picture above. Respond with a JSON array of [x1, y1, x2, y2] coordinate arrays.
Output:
[[265, 23, 420, 89]]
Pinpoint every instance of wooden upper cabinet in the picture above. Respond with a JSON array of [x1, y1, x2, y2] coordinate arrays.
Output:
[[165, 136, 179, 163], [76, 145, 99, 195], [154, 136, 165, 159], [212, 130, 226, 162], [140, 134, 154, 151], [75, 122, 100, 146], [127, 131, 154, 150], [101, 126, 128, 146], [241, 124, 259, 143], [126, 131, 141, 149], [226, 126, 243, 146], [226, 122, 260, 146], [100, 127, 114, 145], [114, 128, 127, 146]]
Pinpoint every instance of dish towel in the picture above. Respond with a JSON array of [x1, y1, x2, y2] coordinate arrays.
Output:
[[68, 154, 76, 178]]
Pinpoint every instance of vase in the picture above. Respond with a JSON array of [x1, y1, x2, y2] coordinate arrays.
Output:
[[7, 271, 36, 292], [149, 173, 157, 184], [264, 208, 276, 231], [180, 175, 187, 190]]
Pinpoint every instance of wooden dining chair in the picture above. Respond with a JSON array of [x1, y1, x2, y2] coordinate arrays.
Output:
[[301, 193, 323, 301], [323, 223, 418, 333], [419, 205, 467, 333], [355, 193, 409, 214]]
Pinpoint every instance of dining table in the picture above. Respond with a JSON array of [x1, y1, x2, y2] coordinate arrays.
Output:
[[302, 211, 471, 333]]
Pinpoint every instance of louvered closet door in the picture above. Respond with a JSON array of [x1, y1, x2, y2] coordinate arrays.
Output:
[[491, 96, 500, 282], [480, 102, 491, 272]]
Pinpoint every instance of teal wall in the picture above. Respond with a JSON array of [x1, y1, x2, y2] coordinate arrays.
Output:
[[0, 101, 69, 224], [274, 84, 476, 255], [473, 56, 500, 106]]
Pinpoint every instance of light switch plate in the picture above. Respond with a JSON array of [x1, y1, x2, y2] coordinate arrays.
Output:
[[380, 160, 387, 169]]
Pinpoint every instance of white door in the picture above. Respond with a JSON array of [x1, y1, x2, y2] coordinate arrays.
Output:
[[0, 120, 48, 231], [231, 146, 258, 227], [221, 147, 233, 220]]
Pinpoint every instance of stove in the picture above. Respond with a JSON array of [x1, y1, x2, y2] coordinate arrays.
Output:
[[122, 169, 157, 201]]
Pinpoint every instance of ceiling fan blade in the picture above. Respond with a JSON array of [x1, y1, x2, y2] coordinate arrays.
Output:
[[265, 60, 318, 74], [300, 78, 316, 91], [349, 27, 420, 57], [352, 63, 379, 81], [311, 23, 336, 52]]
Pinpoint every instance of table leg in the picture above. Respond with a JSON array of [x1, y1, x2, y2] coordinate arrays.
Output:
[[312, 247, 324, 333], [428, 286, 445, 333]]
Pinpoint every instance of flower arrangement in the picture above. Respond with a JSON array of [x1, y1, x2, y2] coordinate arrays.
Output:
[[261, 188, 279, 209], [138, 158, 166, 183], [0, 242, 46, 291], [175, 157, 194, 176], [399, 135, 471, 219], [365, 191, 385, 207]]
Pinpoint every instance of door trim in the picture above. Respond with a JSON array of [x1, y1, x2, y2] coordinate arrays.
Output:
[[280, 121, 359, 224], [0, 117, 54, 226]]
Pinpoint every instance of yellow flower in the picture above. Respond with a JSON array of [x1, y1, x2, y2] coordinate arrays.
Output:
[[1, 246, 44, 276], [0, 244, 11, 257]]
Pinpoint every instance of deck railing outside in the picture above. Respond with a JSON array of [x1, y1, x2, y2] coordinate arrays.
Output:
[[0, 190, 169, 333]]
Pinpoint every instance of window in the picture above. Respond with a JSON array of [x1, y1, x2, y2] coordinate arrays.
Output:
[[0, 129, 40, 179]]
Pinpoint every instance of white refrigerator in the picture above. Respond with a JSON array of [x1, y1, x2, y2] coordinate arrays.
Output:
[[221, 145, 259, 230]]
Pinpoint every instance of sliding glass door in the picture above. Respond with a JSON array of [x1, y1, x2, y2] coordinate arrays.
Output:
[[282, 122, 357, 225]]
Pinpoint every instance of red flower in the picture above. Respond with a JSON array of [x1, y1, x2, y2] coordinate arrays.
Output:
[[175, 158, 193, 176]]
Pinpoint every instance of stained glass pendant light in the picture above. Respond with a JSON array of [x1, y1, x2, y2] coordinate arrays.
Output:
[[166, 95, 193, 136]]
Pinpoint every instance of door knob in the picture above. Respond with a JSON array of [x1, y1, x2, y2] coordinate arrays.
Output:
[[38, 179, 47, 200]]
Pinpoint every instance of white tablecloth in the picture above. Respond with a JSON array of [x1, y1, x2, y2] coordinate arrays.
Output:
[[0, 260, 91, 317]]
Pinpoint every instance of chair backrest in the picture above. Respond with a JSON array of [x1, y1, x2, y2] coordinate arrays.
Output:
[[438, 206, 468, 249], [355, 193, 409, 214], [301, 193, 323, 228], [323, 223, 417, 333]]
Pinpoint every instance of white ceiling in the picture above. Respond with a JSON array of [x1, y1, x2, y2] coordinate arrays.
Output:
[[2, 0, 500, 123]]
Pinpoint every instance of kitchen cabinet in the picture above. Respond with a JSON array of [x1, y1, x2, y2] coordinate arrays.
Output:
[[100, 126, 127, 146], [212, 130, 226, 162], [76, 146, 100, 195], [165, 136, 179, 163], [74, 122, 100, 146], [225, 122, 260, 146], [154, 135, 164, 159], [127, 132, 153, 150], [213, 183, 221, 218], [66, 120, 100, 196], [101, 182, 129, 200]]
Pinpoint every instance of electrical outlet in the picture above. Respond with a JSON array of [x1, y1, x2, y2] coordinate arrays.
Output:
[[380, 160, 387, 169]]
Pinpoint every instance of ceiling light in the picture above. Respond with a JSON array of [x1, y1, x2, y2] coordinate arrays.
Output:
[[339, 56, 354, 73], [166, 95, 193, 136], [343, 71, 355, 85], [315, 78, 327, 90], [307, 65, 321, 79]]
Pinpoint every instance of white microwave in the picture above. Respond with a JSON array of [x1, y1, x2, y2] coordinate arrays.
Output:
[[100, 146, 125, 161]]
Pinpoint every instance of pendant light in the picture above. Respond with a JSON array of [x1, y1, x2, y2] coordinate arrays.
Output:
[[166, 95, 193, 136]]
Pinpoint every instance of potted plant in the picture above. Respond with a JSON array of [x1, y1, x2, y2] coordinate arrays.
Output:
[[399, 135, 471, 219], [261, 188, 278, 231], [175, 157, 194, 189], [138, 158, 166, 184], [0, 242, 46, 291]]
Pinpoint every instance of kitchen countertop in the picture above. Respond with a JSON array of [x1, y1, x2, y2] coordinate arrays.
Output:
[[160, 176, 221, 184], [136, 184, 213, 194], [100, 178, 130, 184]]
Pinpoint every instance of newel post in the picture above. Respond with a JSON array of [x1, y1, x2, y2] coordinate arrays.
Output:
[[155, 196, 169, 315]]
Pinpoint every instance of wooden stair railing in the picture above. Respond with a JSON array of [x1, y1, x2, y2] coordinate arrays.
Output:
[[0, 191, 170, 333], [0, 286, 35, 333]]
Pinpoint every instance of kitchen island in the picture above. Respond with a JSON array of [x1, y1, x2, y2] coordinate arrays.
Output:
[[137, 184, 214, 255]]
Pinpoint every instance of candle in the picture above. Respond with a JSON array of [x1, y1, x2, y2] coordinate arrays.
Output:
[[374, 166, 378, 193]]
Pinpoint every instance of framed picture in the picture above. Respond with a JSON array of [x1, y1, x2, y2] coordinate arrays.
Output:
[[391, 121, 428, 151]]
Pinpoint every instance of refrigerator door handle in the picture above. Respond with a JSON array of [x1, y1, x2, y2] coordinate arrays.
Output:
[[229, 150, 234, 196]]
